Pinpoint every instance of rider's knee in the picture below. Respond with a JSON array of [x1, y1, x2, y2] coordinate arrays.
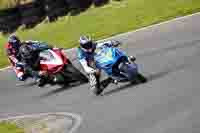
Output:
[[18, 76, 25, 81]]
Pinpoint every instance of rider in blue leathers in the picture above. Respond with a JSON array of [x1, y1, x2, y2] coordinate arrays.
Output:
[[77, 35, 123, 94]]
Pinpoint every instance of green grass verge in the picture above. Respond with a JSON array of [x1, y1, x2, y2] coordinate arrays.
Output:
[[0, 0, 33, 9], [1, 0, 200, 68], [0, 121, 24, 133], [0, 0, 17, 9]]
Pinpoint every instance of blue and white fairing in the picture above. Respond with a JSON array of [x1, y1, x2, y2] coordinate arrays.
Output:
[[94, 46, 128, 75]]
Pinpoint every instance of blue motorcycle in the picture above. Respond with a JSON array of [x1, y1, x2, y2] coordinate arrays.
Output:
[[90, 42, 147, 95]]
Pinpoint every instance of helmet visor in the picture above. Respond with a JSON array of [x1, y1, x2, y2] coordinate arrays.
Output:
[[82, 41, 93, 50]]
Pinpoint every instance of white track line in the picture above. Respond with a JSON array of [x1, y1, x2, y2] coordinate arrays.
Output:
[[1, 12, 200, 71], [0, 112, 82, 133], [0, 66, 11, 71]]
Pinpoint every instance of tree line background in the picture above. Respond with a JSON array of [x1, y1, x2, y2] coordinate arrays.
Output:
[[0, 0, 121, 34]]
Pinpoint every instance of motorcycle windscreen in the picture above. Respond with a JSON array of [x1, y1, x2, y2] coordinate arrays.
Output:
[[39, 49, 64, 72], [94, 47, 127, 75]]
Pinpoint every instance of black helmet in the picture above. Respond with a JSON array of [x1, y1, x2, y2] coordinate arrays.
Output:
[[79, 35, 95, 50], [20, 44, 34, 60]]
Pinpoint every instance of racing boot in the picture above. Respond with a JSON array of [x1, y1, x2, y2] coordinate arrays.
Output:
[[101, 77, 113, 88]]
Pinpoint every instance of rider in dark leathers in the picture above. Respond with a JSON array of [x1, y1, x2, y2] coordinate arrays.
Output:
[[4, 34, 51, 86], [18, 42, 51, 86]]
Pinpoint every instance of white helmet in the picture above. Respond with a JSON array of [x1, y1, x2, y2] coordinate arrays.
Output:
[[79, 35, 95, 50]]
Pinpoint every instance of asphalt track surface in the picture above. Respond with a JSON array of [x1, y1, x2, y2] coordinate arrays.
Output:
[[0, 13, 199, 133]]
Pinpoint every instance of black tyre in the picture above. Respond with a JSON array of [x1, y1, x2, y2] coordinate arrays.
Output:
[[37, 75, 49, 87], [136, 73, 147, 83], [63, 64, 88, 83]]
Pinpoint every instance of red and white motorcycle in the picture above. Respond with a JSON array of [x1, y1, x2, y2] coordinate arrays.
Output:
[[39, 48, 88, 86], [17, 48, 88, 87]]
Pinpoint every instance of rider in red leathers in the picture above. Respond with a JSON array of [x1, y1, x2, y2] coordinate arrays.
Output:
[[5, 34, 50, 86]]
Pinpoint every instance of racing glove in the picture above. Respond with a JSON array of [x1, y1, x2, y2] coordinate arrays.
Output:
[[79, 59, 96, 74]]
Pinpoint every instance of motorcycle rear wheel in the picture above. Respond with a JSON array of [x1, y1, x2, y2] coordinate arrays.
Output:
[[63, 64, 88, 83]]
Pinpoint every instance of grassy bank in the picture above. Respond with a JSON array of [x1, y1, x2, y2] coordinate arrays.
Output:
[[0, 0, 33, 9], [1, 0, 200, 68], [0, 121, 24, 133]]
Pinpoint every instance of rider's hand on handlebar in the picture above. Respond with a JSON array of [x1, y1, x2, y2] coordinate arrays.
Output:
[[111, 40, 121, 47], [87, 67, 97, 74]]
